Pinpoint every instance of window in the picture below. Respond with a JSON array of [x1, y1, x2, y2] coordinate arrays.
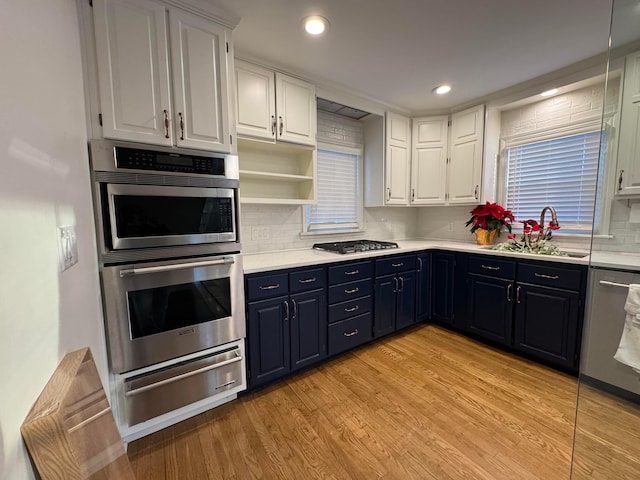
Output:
[[304, 144, 363, 233], [504, 130, 605, 232]]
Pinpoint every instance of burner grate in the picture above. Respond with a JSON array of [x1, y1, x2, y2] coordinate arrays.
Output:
[[312, 239, 399, 254]]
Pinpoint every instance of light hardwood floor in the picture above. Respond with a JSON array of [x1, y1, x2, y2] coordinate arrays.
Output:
[[572, 383, 640, 479], [128, 325, 589, 479]]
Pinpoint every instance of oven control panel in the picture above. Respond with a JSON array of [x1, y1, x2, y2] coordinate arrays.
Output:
[[115, 147, 226, 176]]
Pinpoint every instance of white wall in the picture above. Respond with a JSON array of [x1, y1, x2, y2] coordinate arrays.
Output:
[[0, 1, 108, 479]]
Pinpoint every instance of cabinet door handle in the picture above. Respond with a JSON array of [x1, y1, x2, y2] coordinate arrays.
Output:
[[292, 299, 297, 319], [507, 283, 512, 302], [344, 329, 359, 337], [298, 277, 316, 284], [619, 169, 625, 191], [271, 115, 276, 136], [178, 112, 185, 140], [392, 262, 404, 268], [284, 300, 290, 321], [481, 265, 500, 271], [345, 270, 360, 276], [279, 116, 283, 136], [417, 257, 423, 272], [386, 187, 391, 201], [516, 286, 521, 304], [259, 284, 280, 290], [163, 109, 170, 138], [399, 276, 404, 292], [474, 184, 479, 200], [394, 277, 399, 293], [411, 188, 415, 202], [345, 305, 360, 313], [534, 273, 559, 280], [345, 287, 359, 294]]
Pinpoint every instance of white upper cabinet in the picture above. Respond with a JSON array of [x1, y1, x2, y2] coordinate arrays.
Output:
[[93, 0, 172, 145], [169, 11, 230, 151], [448, 105, 484, 204], [411, 116, 448, 205], [93, 0, 232, 153], [385, 112, 411, 205], [235, 60, 316, 147], [616, 51, 640, 196], [235, 60, 276, 140]]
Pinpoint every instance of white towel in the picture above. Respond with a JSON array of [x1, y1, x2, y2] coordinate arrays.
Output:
[[614, 284, 640, 373]]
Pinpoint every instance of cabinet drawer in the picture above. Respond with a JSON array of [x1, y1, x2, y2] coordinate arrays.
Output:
[[246, 273, 288, 301], [328, 278, 373, 304], [123, 346, 243, 427], [290, 268, 326, 293], [328, 296, 373, 324], [468, 256, 516, 279], [328, 313, 373, 356], [376, 255, 416, 276], [517, 263, 582, 290], [328, 261, 373, 284]]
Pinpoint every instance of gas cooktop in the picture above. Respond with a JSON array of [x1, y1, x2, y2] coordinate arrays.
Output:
[[312, 239, 399, 254]]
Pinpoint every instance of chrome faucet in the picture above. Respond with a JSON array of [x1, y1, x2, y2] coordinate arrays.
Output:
[[539, 206, 559, 240]]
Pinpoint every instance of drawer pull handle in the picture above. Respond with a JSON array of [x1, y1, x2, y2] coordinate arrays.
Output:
[[345, 287, 360, 294], [392, 262, 404, 268], [481, 265, 500, 270], [345, 306, 360, 313], [259, 284, 280, 290], [215, 380, 236, 390], [299, 277, 316, 284], [344, 329, 359, 337], [534, 273, 559, 280], [345, 270, 360, 276]]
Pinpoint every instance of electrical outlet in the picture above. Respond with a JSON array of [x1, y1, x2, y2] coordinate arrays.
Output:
[[635, 230, 640, 244], [251, 227, 270, 241], [448, 222, 454, 232], [58, 226, 78, 271]]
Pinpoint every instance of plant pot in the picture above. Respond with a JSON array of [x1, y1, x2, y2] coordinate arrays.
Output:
[[474, 228, 497, 246]]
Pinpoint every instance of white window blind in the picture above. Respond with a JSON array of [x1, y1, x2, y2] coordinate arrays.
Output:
[[305, 148, 361, 232], [505, 131, 603, 231]]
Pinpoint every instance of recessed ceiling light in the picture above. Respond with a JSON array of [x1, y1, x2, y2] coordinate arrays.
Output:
[[303, 16, 329, 35], [433, 85, 452, 95], [540, 88, 559, 97]]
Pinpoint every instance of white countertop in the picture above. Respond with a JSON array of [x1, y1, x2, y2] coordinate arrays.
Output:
[[590, 251, 640, 271], [242, 239, 592, 274]]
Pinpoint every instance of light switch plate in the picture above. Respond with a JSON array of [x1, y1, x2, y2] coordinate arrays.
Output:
[[58, 226, 78, 271]]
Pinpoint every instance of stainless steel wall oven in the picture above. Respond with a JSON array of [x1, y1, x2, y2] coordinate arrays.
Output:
[[89, 140, 247, 438], [90, 139, 240, 264]]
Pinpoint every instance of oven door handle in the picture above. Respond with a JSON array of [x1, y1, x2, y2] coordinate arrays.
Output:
[[125, 350, 242, 397], [119, 257, 235, 277]]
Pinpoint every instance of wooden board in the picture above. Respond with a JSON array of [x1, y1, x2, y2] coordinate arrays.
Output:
[[21, 348, 134, 480]]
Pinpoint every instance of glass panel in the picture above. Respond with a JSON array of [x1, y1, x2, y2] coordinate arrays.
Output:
[[127, 278, 231, 339], [573, 1, 640, 478], [114, 196, 233, 237]]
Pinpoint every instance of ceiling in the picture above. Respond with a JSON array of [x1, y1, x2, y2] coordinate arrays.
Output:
[[212, 0, 614, 113]]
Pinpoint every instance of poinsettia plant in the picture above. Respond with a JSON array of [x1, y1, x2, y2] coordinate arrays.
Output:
[[465, 202, 515, 236]]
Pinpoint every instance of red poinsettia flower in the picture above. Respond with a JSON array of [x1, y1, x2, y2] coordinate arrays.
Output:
[[466, 202, 514, 236], [532, 224, 541, 232], [548, 224, 560, 230], [523, 226, 532, 234]]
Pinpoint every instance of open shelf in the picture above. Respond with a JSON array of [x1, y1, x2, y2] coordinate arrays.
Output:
[[238, 138, 316, 204]]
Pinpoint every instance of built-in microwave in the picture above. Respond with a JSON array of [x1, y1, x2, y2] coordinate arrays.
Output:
[[89, 140, 240, 263]]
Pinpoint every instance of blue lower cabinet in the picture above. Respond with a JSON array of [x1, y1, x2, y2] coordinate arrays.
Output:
[[373, 270, 416, 338], [513, 283, 580, 369], [290, 289, 327, 372], [328, 313, 373, 356], [247, 296, 290, 388]]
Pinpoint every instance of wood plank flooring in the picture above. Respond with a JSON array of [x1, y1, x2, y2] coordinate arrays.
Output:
[[571, 383, 640, 479], [128, 325, 588, 479]]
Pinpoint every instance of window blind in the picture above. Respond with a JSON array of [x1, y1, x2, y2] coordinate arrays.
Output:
[[306, 148, 361, 231], [505, 131, 603, 230]]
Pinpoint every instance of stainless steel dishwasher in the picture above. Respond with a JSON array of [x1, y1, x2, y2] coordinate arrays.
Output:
[[581, 267, 640, 395]]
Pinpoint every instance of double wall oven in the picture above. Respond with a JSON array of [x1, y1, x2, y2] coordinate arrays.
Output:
[[89, 140, 246, 439]]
